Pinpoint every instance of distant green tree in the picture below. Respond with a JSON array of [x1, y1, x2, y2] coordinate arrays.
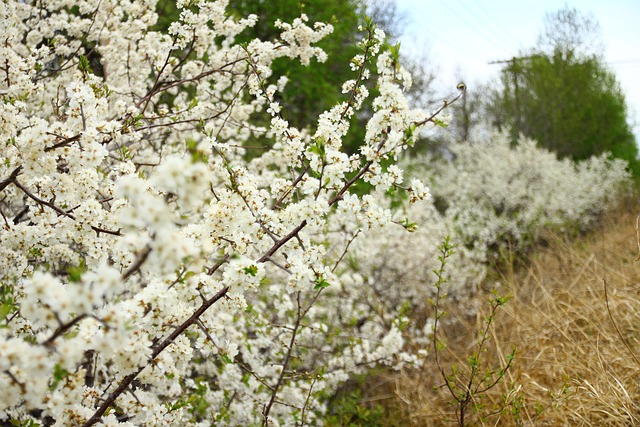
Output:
[[230, 0, 362, 135], [486, 7, 639, 175], [154, 0, 433, 155], [153, 0, 362, 153]]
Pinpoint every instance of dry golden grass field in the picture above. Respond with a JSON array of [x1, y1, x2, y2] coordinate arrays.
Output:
[[354, 202, 640, 426]]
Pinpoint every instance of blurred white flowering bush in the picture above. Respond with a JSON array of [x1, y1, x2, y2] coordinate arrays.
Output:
[[419, 131, 631, 264], [0, 1, 466, 426], [353, 131, 632, 350]]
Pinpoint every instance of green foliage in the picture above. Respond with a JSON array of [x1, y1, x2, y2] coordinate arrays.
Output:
[[0, 282, 18, 325], [242, 264, 259, 276], [153, 0, 434, 156], [154, 0, 367, 153], [8, 420, 40, 427], [323, 379, 387, 427], [231, 0, 362, 131], [313, 276, 331, 290], [67, 259, 87, 283], [164, 377, 212, 422], [491, 52, 638, 173], [78, 54, 92, 76], [487, 8, 639, 176], [49, 364, 69, 391]]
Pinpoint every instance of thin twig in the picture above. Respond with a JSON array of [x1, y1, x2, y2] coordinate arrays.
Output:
[[263, 292, 303, 424], [0, 205, 10, 229], [41, 314, 88, 348], [332, 229, 361, 273], [13, 178, 121, 236], [122, 246, 151, 280], [272, 164, 310, 210], [44, 133, 82, 152]]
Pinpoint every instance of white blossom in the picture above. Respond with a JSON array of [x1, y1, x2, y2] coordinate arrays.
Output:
[[5, 2, 615, 426]]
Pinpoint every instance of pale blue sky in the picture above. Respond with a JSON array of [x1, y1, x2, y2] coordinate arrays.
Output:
[[395, 0, 640, 135]]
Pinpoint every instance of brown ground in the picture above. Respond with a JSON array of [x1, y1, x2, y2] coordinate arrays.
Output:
[[363, 202, 640, 426]]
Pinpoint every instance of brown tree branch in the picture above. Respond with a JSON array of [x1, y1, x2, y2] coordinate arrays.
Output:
[[80, 285, 230, 427], [41, 314, 88, 348], [0, 166, 22, 193], [263, 292, 303, 424], [122, 246, 151, 280], [12, 178, 121, 236]]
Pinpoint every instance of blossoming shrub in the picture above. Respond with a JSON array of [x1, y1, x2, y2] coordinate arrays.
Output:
[[345, 131, 631, 329], [418, 131, 631, 264], [0, 1, 464, 425], [339, 195, 484, 326]]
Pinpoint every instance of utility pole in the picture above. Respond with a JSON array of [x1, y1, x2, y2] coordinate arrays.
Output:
[[489, 55, 539, 143]]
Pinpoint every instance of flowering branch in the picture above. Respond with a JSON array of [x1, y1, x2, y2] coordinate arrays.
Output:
[[0, 3, 469, 425], [81, 285, 230, 427]]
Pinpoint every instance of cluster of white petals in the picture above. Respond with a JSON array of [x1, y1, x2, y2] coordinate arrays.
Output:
[[368, 131, 631, 308], [2, 1, 627, 424], [425, 132, 631, 262], [0, 1, 447, 425]]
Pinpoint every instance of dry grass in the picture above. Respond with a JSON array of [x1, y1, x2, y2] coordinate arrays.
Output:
[[363, 204, 640, 426]]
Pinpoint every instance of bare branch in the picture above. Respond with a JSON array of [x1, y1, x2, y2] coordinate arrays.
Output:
[[12, 178, 121, 236], [0, 166, 22, 193], [263, 292, 303, 424], [122, 246, 151, 280]]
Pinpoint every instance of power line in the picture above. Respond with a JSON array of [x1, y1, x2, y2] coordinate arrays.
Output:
[[446, 0, 517, 55], [470, 0, 521, 48], [489, 56, 640, 67], [608, 59, 640, 65], [488, 55, 541, 65]]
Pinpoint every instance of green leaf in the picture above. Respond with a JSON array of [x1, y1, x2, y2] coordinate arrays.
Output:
[[49, 364, 69, 391], [314, 278, 331, 290], [241, 372, 251, 387], [67, 260, 86, 283], [0, 303, 13, 320], [78, 55, 92, 74], [401, 218, 418, 232], [243, 265, 258, 277], [432, 118, 448, 128]]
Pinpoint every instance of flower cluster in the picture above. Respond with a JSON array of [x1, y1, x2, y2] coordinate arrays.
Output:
[[425, 132, 631, 262], [2, 1, 626, 425], [0, 1, 449, 426]]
